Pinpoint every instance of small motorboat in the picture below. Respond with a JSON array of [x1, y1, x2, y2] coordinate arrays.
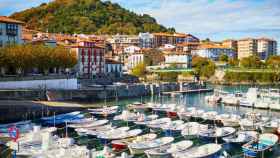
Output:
[[161, 120, 185, 136], [127, 102, 151, 113], [144, 140, 193, 158], [181, 122, 207, 139], [173, 143, 223, 158], [150, 104, 175, 114], [239, 112, 269, 131], [112, 133, 157, 152], [41, 111, 84, 125], [199, 126, 236, 141], [133, 114, 159, 126], [89, 106, 119, 118], [242, 133, 279, 158], [87, 126, 129, 138], [68, 117, 96, 124], [216, 114, 240, 127], [68, 119, 109, 129], [128, 137, 174, 155], [223, 131, 258, 145]]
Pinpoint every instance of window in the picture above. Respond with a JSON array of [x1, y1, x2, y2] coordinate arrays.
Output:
[[0, 40, 2, 47], [0, 24, 2, 35], [6, 23, 18, 36]]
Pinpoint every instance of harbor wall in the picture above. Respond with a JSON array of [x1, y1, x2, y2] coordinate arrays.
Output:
[[0, 78, 78, 90], [0, 83, 179, 101]]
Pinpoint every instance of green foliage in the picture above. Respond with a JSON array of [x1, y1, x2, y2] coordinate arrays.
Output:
[[131, 62, 146, 77], [219, 54, 229, 62], [240, 55, 263, 68], [11, 0, 173, 34], [0, 44, 77, 75], [266, 55, 280, 69], [228, 58, 239, 67], [224, 71, 280, 83], [168, 63, 178, 69], [192, 56, 216, 78], [158, 72, 179, 82]]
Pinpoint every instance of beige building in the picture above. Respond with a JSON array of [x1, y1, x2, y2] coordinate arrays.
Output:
[[257, 38, 277, 59], [237, 38, 258, 59], [222, 39, 238, 52]]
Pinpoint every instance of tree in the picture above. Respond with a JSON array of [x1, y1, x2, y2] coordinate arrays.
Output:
[[219, 54, 229, 62], [192, 56, 216, 78], [240, 55, 262, 68], [131, 62, 146, 77], [266, 55, 280, 69], [228, 58, 239, 67]]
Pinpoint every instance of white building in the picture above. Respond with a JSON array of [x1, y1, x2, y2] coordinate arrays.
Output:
[[109, 34, 139, 54], [139, 32, 154, 48], [105, 59, 123, 77], [192, 44, 236, 61], [127, 53, 147, 70], [0, 16, 24, 47], [164, 51, 192, 68]]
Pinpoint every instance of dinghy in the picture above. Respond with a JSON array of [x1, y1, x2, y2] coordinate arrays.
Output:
[[87, 126, 129, 137], [98, 129, 142, 142], [242, 133, 278, 158], [202, 111, 218, 122], [112, 133, 157, 152], [128, 137, 174, 155], [181, 122, 207, 139], [147, 118, 171, 131], [144, 140, 193, 158], [223, 131, 258, 145], [41, 111, 84, 125], [128, 102, 151, 113], [133, 114, 159, 125], [173, 143, 222, 158]]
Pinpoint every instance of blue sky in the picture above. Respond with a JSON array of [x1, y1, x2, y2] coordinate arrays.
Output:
[[0, 0, 279, 51]]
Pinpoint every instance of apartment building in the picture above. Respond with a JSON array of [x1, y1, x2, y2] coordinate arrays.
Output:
[[237, 38, 258, 59], [71, 41, 105, 78], [164, 51, 192, 68], [109, 34, 139, 55], [139, 32, 155, 48], [222, 39, 238, 52], [153, 33, 199, 47], [0, 16, 24, 47]]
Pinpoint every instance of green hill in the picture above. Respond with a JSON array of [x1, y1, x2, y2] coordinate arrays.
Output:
[[10, 0, 175, 34]]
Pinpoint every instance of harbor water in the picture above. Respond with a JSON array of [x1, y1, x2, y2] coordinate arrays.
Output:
[[1, 85, 280, 158]]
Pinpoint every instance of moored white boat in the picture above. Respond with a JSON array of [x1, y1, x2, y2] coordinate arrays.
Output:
[[223, 131, 258, 145], [89, 106, 119, 118], [181, 122, 207, 139], [172, 143, 222, 158], [216, 114, 240, 127], [261, 119, 280, 133], [128, 137, 174, 155], [147, 118, 171, 130], [68, 119, 109, 129], [199, 126, 236, 140], [144, 140, 193, 158]]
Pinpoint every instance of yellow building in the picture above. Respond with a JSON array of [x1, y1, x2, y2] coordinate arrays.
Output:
[[237, 38, 258, 59]]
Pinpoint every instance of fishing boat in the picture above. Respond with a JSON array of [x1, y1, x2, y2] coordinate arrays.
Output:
[[144, 140, 193, 158], [172, 143, 223, 158], [161, 120, 185, 136], [242, 133, 278, 158], [223, 131, 258, 145], [199, 126, 236, 141], [269, 101, 280, 111], [68, 117, 96, 124], [150, 104, 175, 114], [133, 114, 159, 126], [112, 133, 157, 152], [89, 106, 119, 118], [68, 119, 109, 129], [216, 114, 241, 127], [75, 124, 114, 136], [261, 119, 280, 133], [166, 105, 182, 118], [205, 90, 222, 104], [177, 107, 196, 121], [254, 98, 270, 109], [114, 111, 158, 125], [181, 122, 208, 139], [178, 108, 204, 121], [128, 137, 174, 155]]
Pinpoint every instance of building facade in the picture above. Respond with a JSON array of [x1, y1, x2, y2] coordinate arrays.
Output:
[[0, 16, 24, 47], [139, 32, 155, 48], [237, 38, 258, 59], [105, 59, 123, 78], [153, 33, 199, 47], [191, 44, 236, 61], [71, 41, 105, 78], [164, 51, 192, 68], [127, 53, 147, 70], [109, 34, 139, 55], [222, 39, 238, 52]]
